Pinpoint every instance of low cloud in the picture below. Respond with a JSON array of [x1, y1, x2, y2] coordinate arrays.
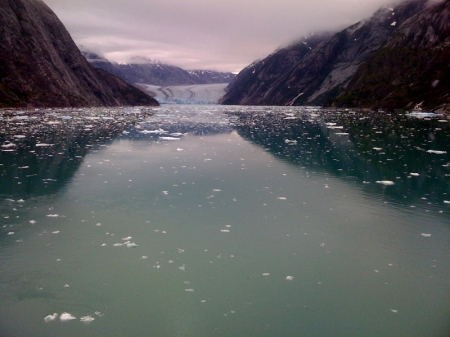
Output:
[[44, 0, 406, 72]]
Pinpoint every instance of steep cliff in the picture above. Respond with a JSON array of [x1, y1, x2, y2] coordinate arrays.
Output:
[[82, 51, 236, 86], [337, 0, 450, 111], [221, 0, 446, 110], [0, 0, 158, 107]]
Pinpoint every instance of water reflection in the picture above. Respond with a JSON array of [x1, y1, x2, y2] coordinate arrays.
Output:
[[0, 107, 155, 197], [234, 109, 450, 205]]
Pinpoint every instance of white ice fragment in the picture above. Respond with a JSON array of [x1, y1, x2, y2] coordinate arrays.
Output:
[[60, 312, 76, 321], [141, 256, 148, 259], [410, 173, 419, 176], [44, 313, 58, 322], [262, 273, 270, 276], [285, 139, 297, 144], [444, 200, 450, 204], [52, 231, 60, 234], [160, 137, 180, 140], [122, 236, 132, 240], [390, 309, 398, 313], [124, 241, 138, 248], [213, 189, 222, 192], [176, 148, 184, 151], [178, 248, 185, 253], [220, 229, 230, 232], [376, 180, 395, 186], [373, 147, 383, 151], [113, 243, 123, 247], [7, 232, 14, 235], [427, 150, 446, 154], [185, 289, 194, 292], [35, 143, 53, 147], [277, 197, 287, 200], [64, 284, 70, 288], [80, 316, 95, 322], [95, 223, 102, 226], [46, 214, 59, 217], [391, 21, 396, 26], [101, 243, 106, 247], [179, 264, 186, 271], [29, 220, 36, 224], [421, 233, 431, 237], [286, 276, 294, 281]]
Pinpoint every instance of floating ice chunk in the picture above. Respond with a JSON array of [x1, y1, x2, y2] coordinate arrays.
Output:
[[421, 233, 431, 237], [124, 241, 138, 248], [286, 276, 294, 281], [46, 214, 59, 217], [277, 197, 287, 200], [17, 199, 25, 202], [44, 313, 58, 322], [427, 150, 446, 154], [1, 143, 16, 148], [185, 289, 194, 292], [262, 273, 270, 276], [113, 243, 123, 247], [162, 191, 168, 195], [376, 180, 395, 186], [391, 21, 396, 26], [95, 223, 102, 226], [179, 264, 186, 271], [178, 248, 185, 253], [101, 243, 106, 246], [80, 316, 95, 322], [410, 173, 419, 176], [285, 139, 297, 144], [122, 236, 132, 240], [373, 147, 383, 151], [160, 137, 180, 140], [14, 135, 26, 139], [35, 143, 53, 147], [177, 148, 184, 151], [444, 200, 450, 204], [64, 284, 70, 288], [334, 133, 349, 135], [52, 231, 60, 234], [390, 309, 398, 313], [221, 229, 230, 232], [7, 232, 14, 235], [60, 312, 76, 321], [213, 189, 222, 192], [141, 256, 148, 259]]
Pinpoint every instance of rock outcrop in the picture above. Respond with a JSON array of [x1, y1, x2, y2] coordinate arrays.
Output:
[[0, 0, 158, 107], [221, 0, 449, 111], [82, 51, 236, 86]]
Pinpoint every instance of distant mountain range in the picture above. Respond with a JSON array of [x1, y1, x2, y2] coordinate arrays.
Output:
[[81, 50, 236, 87], [0, 0, 158, 108], [221, 0, 450, 112]]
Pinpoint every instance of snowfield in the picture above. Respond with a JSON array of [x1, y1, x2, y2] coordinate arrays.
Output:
[[136, 83, 228, 104]]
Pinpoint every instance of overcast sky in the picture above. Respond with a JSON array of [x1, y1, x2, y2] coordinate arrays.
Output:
[[43, 0, 402, 72]]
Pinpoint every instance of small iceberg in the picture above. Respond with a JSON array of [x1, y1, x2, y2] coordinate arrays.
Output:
[[427, 150, 447, 154], [376, 180, 395, 186], [60, 312, 76, 321], [44, 313, 58, 322], [80, 316, 95, 322]]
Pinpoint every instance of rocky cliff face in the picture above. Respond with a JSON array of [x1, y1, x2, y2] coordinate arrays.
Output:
[[82, 51, 236, 86], [221, 0, 449, 111], [0, 0, 158, 107], [337, 0, 450, 111]]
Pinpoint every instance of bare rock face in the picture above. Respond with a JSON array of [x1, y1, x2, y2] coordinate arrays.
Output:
[[0, 0, 158, 107], [221, 0, 449, 111], [339, 0, 450, 110]]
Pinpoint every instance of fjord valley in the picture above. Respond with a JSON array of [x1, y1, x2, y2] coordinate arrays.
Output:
[[1, 0, 450, 336]]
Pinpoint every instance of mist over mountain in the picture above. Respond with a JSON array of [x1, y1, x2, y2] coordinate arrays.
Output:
[[221, 0, 450, 112], [81, 50, 236, 87], [0, 0, 158, 108]]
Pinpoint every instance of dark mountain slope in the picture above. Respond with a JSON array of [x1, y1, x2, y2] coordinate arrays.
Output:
[[0, 0, 158, 107], [337, 0, 450, 110], [221, 0, 432, 108]]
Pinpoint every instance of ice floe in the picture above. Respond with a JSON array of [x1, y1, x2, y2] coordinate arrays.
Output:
[[60, 312, 76, 321], [376, 180, 395, 186]]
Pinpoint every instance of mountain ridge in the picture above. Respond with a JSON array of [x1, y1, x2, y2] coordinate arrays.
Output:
[[80, 50, 236, 87], [221, 0, 450, 112], [0, 0, 158, 108]]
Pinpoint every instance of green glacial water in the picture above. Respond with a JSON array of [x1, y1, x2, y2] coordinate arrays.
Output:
[[0, 105, 449, 337]]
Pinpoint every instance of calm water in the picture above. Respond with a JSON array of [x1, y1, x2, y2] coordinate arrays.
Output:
[[1, 105, 449, 337]]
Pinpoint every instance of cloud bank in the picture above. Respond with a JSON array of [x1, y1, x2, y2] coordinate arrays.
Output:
[[43, 0, 405, 72]]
